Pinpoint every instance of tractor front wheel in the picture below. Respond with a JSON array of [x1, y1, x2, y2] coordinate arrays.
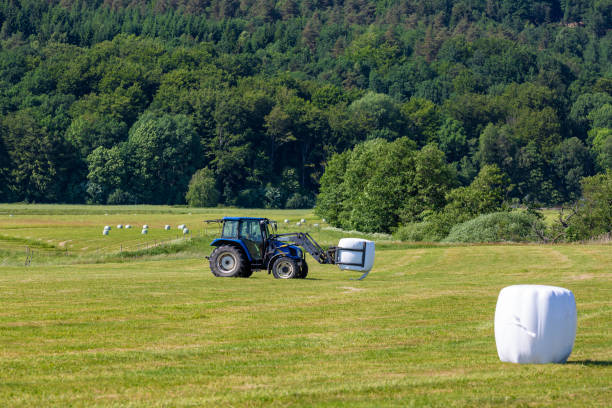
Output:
[[272, 257, 300, 279], [210, 245, 248, 277]]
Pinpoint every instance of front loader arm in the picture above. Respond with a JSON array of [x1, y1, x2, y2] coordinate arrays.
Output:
[[272, 232, 337, 264]]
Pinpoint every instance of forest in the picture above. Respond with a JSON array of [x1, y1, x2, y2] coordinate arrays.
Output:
[[0, 0, 610, 232]]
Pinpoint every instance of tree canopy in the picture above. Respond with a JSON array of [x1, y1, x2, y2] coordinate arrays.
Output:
[[0, 0, 609, 210]]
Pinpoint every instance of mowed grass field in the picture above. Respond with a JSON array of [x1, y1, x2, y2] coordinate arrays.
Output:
[[0, 205, 610, 407]]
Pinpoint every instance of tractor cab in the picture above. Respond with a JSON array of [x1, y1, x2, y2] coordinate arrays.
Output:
[[218, 217, 274, 262]]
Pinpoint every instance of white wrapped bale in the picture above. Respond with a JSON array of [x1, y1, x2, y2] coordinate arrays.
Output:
[[182, 227, 189, 235], [104, 225, 111, 231], [141, 229, 148, 235], [125, 225, 132, 229], [178, 224, 185, 230], [117, 224, 123, 229], [495, 285, 577, 364], [165, 225, 171, 230], [284, 219, 289, 224], [102, 230, 109, 236], [336, 238, 375, 272], [300, 218, 306, 223]]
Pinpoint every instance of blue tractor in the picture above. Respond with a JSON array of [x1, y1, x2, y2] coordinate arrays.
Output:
[[205, 217, 360, 279]]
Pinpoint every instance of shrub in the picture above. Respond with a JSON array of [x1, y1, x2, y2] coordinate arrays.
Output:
[[443, 211, 543, 243], [185, 167, 220, 207], [393, 221, 436, 241], [285, 193, 314, 209], [394, 211, 466, 242], [264, 184, 283, 209], [566, 172, 612, 240], [107, 189, 136, 205], [236, 188, 265, 208]]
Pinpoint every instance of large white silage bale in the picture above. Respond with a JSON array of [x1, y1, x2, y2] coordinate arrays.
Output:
[[117, 224, 123, 229], [104, 225, 111, 231], [336, 238, 375, 272], [125, 224, 132, 229], [165, 225, 171, 230], [102, 230, 109, 236], [183, 227, 189, 235], [495, 285, 577, 364], [141, 229, 148, 235]]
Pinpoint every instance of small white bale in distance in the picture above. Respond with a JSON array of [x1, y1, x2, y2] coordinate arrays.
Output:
[[178, 224, 185, 230], [495, 285, 577, 364], [143, 224, 148, 229], [182, 227, 189, 235], [102, 230, 109, 235], [117, 224, 123, 229], [104, 225, 111, 231], [336, 238, 375, 273], [296, 222, 301, 226], [313, 223, 319, 228], [284, 219, 289, 224], [141, 229, 148, 235], [322, 218, 326, 223], [165, 225, 171, 230], [125, 225, 132, 229], [300, 218, 305, 223]]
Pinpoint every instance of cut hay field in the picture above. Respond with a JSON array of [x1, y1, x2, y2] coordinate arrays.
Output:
[[0, 205, 610, 407]]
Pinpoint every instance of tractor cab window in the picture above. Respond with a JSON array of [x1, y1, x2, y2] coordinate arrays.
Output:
[[240, 220, 263, 243], [222, 220, 239, 238]]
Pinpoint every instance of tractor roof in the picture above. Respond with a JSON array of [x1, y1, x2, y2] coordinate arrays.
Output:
[[222, 217, 269, 221]]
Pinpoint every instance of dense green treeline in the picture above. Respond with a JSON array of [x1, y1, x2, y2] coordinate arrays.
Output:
[[0, 0, 610, 210]]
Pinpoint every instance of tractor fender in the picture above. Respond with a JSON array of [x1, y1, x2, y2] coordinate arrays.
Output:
[[266, 253, 284, 274], [210, 239, 253, 261]]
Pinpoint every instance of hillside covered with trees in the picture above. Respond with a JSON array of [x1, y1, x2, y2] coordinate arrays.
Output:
[[0, 0, 610, 217]]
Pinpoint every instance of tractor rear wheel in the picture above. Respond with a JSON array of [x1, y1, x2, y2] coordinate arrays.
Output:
[[210, 245, 248, 277], [272, 257, 300, 279], [298, 261, 308, 279]]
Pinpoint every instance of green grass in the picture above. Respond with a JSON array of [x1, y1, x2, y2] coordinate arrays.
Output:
[[0, 205, 610, 407]]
